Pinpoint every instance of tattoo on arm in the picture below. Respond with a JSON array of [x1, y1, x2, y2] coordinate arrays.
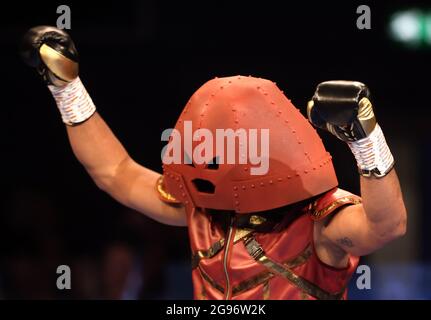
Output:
[[336, 237, 354, 248]]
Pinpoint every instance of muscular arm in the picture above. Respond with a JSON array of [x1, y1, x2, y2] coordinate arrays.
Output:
[[318, 169, 407, 257], [308, 80, 407, 262], [20, 26, 186, 227], [66, 113, 187, 227]]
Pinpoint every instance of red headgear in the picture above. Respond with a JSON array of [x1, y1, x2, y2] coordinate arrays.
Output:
[[162, 76, 338, 213]]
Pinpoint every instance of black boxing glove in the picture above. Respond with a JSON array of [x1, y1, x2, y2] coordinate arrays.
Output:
[[307, 81, 394, 178], [21, 26, 95, 125], [307, 81, 376, 141], [21, 25, 79, 86]]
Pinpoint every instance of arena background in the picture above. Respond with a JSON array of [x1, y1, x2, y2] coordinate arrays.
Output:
[[1, 0, 430, 299]]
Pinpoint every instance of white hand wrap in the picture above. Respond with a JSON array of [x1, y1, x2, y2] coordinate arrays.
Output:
[[48, 77, 96, 125], [347, 124, 394, 178]]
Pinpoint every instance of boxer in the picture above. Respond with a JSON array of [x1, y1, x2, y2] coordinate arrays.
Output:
[[21, 26, 407, 300]]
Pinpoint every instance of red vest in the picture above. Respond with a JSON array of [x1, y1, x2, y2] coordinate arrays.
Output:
[[157, 178, 361, 300]]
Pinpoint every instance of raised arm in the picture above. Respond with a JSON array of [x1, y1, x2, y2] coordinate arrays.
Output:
[[21, 26, 186, 226], [66, 113, 186, 226], [321, 168, 406, 257], [308, 81, 407, 258]]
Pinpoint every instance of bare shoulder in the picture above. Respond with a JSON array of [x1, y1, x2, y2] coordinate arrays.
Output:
[[313, 210, 351, 268], [311, 188, 362, 268]]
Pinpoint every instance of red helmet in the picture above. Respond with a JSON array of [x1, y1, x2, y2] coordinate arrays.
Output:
[[162, 75, 338, 213]]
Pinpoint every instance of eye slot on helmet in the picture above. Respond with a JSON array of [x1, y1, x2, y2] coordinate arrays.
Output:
[[192, 179, 215, 194]]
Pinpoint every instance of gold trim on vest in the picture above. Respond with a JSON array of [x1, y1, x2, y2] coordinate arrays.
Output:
[[191, 238, 225, 269], [263, 280, 270, 300], [309, 196, 362, 220]]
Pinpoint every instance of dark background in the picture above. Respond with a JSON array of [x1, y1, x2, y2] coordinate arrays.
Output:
[[1, 0, 430, 299]]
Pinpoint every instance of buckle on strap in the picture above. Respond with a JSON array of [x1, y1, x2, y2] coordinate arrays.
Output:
[[244, 236, 265, 260]]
